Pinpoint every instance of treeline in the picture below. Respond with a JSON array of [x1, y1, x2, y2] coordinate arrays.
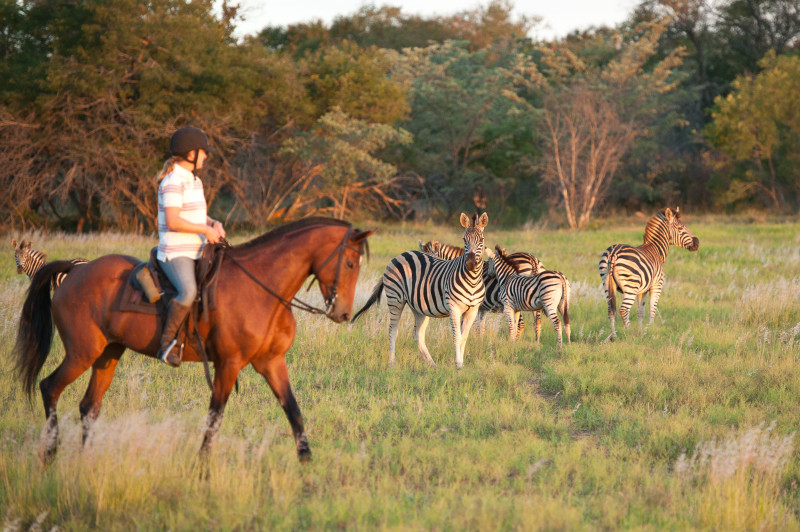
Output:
[[1, 0, 798, 231]]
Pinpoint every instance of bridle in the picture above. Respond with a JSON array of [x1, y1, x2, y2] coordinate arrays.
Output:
[[224, 227, 364, 316]]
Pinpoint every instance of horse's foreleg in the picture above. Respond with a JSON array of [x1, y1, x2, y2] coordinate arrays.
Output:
[[38, 354, 96, 464], [252, 355, 310, 461], [79, 346, 123, 445]]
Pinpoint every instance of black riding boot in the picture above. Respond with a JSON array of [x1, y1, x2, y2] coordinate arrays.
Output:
[[157, 300, 192, 367]]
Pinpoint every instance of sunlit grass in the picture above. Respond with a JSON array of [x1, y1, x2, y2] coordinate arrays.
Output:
[[1, 216, 799, 530]]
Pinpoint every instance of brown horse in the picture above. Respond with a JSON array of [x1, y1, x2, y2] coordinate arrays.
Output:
[[13, 218, 374, 463]]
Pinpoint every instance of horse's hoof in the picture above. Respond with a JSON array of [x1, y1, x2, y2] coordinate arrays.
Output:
[[298, 448, 312, 463]]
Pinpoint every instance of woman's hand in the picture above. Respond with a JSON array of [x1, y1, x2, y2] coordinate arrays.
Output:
[[211, 219, 226, 239], [205, 225, 222, 244]]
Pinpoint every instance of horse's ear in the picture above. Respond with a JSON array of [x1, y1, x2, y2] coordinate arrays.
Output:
[[460, 213, 470, 228], [350, 229, 375, 244], [477, 212, 488, 229]]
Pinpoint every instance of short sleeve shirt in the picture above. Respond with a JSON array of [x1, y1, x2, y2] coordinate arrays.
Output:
[[157, 164, 207, 261]]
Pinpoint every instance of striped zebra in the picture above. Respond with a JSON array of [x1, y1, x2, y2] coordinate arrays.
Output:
[[418, 240, 544, 337], [353, 213, 488, 368], [598, 207, 699, 339], [486, 245, 571, 350], [12, 239, 88, 290]]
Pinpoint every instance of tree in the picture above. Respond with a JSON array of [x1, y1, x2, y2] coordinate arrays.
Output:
[[537, 20, 684, 228], [279, 107, 413, 218], [705, 52, 800, 212], [391, 40, 543, 219]]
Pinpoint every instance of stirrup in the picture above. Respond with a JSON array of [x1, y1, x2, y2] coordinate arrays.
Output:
[[158, 339, 182, 368]]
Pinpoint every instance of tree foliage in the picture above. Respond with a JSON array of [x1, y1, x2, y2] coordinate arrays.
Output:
[[705, 52, 800, 211], [537, 21, 684, 228]]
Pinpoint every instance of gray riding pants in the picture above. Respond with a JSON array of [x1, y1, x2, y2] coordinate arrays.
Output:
[[158, 256, 198, 306]]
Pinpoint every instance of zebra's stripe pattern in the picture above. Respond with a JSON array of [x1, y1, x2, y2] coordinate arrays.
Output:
[[354, 213, 489, 368], [598, 207, 699, 338], [418, 240, 544, 336], [12, 239, 88, 290], [486, 245, 571, 350]]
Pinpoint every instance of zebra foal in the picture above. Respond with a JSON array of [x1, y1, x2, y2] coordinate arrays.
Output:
[[598, 207, 699, 339], [486, 246, 571, 350], [12, 239, 88, 289], [418, 239, 544, 337], [353, 213, 488, 368]]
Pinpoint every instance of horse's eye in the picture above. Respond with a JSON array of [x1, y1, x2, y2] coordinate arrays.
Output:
[[346, 260, 355, 269]]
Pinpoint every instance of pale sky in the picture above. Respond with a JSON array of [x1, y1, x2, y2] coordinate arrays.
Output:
[[232, 0, 641, 41]]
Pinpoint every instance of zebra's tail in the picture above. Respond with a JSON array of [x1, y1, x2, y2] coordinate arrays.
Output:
[[14, 261, 75, 399], [600, 249, 617, 317], [559, 275, 571, 343], [351, 281, 384, 322]]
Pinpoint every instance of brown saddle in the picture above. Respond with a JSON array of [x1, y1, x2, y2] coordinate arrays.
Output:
[[117, 243, 227, 320]]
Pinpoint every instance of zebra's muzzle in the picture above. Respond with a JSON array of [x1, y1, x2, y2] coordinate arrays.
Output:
[[466, 252, 480, 271], [688, 237, 700, 251]]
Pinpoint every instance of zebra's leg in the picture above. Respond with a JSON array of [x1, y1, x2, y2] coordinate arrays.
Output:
[[513, 311, 522, 341], [413, 312, 436, 367], [637, 293, 645, 328], [476, 309, 487, 337], [459, 305, 480, 356], [618, 292, 638, 329], [543, 304, 563, 351], [649, 278, 664, 325], [449, 306, 466, 369], [504, 301, 518, 341], [534, 310, 542, 343], [518, 313, 525, 339], [387, 301, 405, 367]]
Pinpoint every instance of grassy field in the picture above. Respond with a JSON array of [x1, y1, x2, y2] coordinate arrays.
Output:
[[1, 215, 799, 531]]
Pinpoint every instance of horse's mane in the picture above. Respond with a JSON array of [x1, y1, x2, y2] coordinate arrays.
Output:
[[235, 217, 352, 250]]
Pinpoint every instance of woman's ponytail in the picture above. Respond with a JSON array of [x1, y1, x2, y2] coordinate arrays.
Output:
[[156, 156, 181, 181]]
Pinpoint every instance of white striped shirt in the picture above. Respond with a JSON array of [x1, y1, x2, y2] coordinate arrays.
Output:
[[157, 165, 207, 261]]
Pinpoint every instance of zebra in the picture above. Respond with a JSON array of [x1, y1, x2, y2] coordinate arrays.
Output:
[[418, 240, 544, 337], [353, 213, 488, 368], [598, 207, 699, 339], [12, 239, 88, 290], [486, 245, 571, 350]]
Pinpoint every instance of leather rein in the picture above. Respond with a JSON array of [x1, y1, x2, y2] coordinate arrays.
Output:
[[223, 227, 362, 316]]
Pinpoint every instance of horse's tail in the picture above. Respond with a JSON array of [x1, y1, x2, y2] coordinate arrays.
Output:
[[351, 281, 384, 322], [14, 260, 75, 398]]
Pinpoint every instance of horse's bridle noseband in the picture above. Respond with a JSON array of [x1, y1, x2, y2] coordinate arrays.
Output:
[[226, 227, 364, 316]]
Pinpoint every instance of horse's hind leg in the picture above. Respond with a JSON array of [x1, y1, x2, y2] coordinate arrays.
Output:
[[38, 353, 97, 464], [79, 344, 124, 445], [252, 355, 311, 462], [199, 359, 241, 461]]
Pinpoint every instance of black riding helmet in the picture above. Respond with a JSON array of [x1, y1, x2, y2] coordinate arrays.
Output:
[[169, 126, 213, 169]]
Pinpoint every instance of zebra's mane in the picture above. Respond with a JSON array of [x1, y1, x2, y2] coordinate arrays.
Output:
[[236, 217, 352, 250], [643, 208, 678, 244]]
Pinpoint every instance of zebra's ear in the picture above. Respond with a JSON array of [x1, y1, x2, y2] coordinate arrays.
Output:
[[485, 247, 495, 258], [477, 212, 488, 229], [460, 213, 470, 228], [23, 240, 31, 250], [11, 238, 16, 248], [663, 207, 675, 222]]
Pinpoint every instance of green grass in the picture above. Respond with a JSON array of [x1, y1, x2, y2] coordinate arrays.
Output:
[[1, 217, 800, 530]]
